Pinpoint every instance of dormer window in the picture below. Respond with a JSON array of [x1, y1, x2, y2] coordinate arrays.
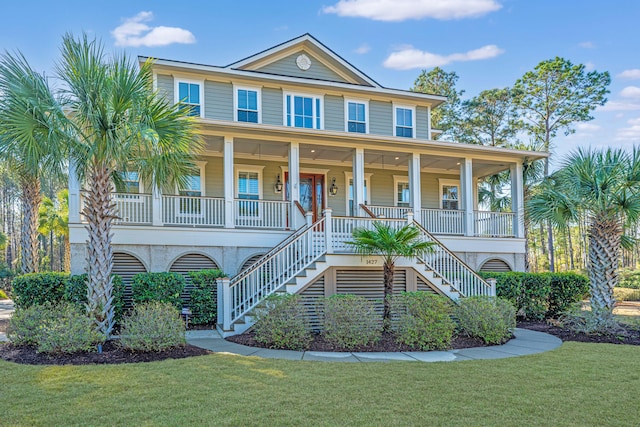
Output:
[[394, 106, 415, 138]]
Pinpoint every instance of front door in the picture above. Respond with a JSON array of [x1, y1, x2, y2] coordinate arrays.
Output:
[[286, 173, 325, 222]]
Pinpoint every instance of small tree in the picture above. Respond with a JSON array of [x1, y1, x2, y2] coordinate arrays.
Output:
[[347, 223, 433, 329]]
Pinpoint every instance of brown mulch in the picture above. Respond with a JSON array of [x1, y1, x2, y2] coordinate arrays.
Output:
[[226, 331, 494, 352], [518, 320, 640, 345], [0, 340, 211, 366]]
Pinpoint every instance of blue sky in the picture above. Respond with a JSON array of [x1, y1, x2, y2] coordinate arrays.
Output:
[[2, 0, 639, 165]]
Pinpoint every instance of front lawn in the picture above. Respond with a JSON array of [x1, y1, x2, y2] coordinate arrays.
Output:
[[1, 342, 639, 426]]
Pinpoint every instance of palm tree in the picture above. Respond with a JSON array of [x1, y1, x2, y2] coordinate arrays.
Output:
[[0, 51, 66, 273], [347, 222, 434, 328], [528, 148, 640, 323], [56, 34, 202, 337], [38, 190, 69, 271]]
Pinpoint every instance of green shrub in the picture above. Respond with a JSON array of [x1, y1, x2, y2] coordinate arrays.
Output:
[[0, 289, 7, 299], [119, 302, 186, 351], [7, 303, 53, 345], [187, 269, 225, 325], [130, 272, 185, 309], [614, 287, 640, 302], [65, 274, 126, 321], [253, 294, 312, 351], [559, 303, 622, 334], [455, 297, 516, 344], [389, 292, 455, 350], [547, 273, 590, 317], [321, 294, 381, 350], [479, 272, 550, 320], [0, 266, 15, 295], [619, 269, 640, 289], [12, 272, 68, 308], [36, 303, 101, 354]]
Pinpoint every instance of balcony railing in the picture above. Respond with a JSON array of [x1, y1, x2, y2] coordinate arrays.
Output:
[[113, 193, 152, 225], [474, 211, 515, 237], [234, 199, 291, 229], [421, 208, 465, 235], [162, 195, 225, 227]]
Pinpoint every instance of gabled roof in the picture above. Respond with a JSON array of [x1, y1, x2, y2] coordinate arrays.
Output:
[[225, 33, 381, 88]]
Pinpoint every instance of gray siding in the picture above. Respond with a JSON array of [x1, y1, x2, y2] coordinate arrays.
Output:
[[324, 95, 344, 132], [262, 87, 283, 126], [369, 100, 393, 136], [257, 52, 350, 83], [204, 81, 233, 121], [156, 74, 173, 103], [416, 106, 430, 140]]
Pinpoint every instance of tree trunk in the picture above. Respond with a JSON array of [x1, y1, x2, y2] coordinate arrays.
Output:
[[567, 225, 575, 270], [63, 235, 70, 272], [84, 166, 116, 338], [383, 260, 395, 331], [547, 221, 555, 272], [19, 177, 42, 274], [588, 217, 621, 320]]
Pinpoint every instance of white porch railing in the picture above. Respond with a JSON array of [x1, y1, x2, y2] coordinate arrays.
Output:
[[162, 195, 225, 226], [368, 205, 412, 219], [474, 211, 515, 237], [331, 216, 407, 252], [234, 199, 290, 229], [224, 218, 326, 327], [421, 208, 465, 235], [113, 193, 152, 225]]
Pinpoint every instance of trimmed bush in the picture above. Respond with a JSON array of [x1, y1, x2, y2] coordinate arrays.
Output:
[[619, 269, 640, 289], [559, 303, 622, 334], [119, 302, 186, 351], [12, 272, 68, 308], [547, 273, 590, 317], [36, 303, 101, 354], [65, 274, 126, 321], [253, 294, 312, 350], [322, 294, 381, 350], [7, 303, 53, 346], [455, 297, 516, 344], [130, 272, 185, 309], [389, 292, 455, 350], [187, 269, 225, 325]]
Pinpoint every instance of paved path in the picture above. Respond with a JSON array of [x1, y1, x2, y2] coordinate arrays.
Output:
[[186, 328, 562, 363], [0, 299, 14, 342]]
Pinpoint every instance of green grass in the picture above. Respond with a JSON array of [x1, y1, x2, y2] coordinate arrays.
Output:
[[1, 343, 639, 426]]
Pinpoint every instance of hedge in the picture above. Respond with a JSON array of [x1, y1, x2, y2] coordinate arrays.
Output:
[[130, 272, 185, 310], [478, 271, 589, 319], [187, 269, 226, 325], [65, 274, 126, 322]]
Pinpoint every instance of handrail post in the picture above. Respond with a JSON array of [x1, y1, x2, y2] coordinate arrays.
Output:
[[406, 211, 414, 225], [324, 208, 333, 254], [217, 277, 232, 331], [486, 278, 497, 297], [306, 211, 313, 227]]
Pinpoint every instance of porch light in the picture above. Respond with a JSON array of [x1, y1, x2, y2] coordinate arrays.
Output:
[[329, 177, 338, 196], [274, 174, 283, 193]]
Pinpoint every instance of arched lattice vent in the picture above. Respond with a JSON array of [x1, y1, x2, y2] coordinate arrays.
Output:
[[113, 252, 147, 307], [479, 258, 512, 273], [239, 254, 265, 273]]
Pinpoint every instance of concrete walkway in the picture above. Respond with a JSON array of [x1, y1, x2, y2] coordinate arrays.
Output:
[[186, 328, 562, 363], [0, 299, 15, 342]]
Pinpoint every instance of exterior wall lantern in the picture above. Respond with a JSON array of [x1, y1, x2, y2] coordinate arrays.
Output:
[[274, 174, 283, 193], [329, 177, 338, 196]]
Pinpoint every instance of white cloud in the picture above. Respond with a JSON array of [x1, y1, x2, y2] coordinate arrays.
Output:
[[322, 0, 501, 21], [112, 11, 196, 47], [616, 117, 640, 141], [584, 62, 595, 71], [383, 44, 504, 70], [354, 43, 371, 54], [579, 41, 595, 49], [620, 86, 640, 99], [618, 69, 640, 80], [575, 122, 602, 132], [600, 100, 640, 112]]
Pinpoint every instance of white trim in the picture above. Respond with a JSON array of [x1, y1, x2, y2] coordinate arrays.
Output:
[[173, 77, 205, 118], [283, 92, 324, 130], [344, 172, 372, 214], [344, 98, 369, 134], [233, 85, 262, 124], [438, 178, 460, 210], [234, 164, 265, 199], [393, 175, 410, 207], [393, 104, 416, 139]]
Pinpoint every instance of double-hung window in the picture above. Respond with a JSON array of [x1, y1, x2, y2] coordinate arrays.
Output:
[[236, 88, 260, 123], [441, 183, 459, 210], [395, 106, 414, 138], [346, 101, 367, 133], [121, 172, 141, 194], [176, 80, 202, 117], [285, 94, 322, 129], [237, 168, 262, 217], [178, 162, 205, 215], [396, 181, 410, 207], [345, 173, 370, 216]]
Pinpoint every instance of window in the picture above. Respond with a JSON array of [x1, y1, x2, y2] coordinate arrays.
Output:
[[439, 180, 460, 210], [396, 182, 410, 207], [346, 101, 367, 133], [285, 94, 322, 129], [236, 166, 263, 217], [345, 172, 371, 216], [178, 162, 205, 215], [236, 87, 260, 123], [121, 172, 141, 194], [395, 106, 414, 138], [176, 80, 202, 117]]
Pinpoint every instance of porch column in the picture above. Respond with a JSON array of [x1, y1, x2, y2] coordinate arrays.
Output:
[[68, 160, 81, 224], [152, 183, 162, 226], [460, 158, 475, 236], [352, 147, 365, 217], [511, 162, 525, 238], [289, 141, 300, 228], [224, 136, 235, 229], [408, 153, 422, 224]]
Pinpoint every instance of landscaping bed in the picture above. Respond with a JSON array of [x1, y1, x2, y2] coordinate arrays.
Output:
[[227, 330, 491, 352], [0, 341, 211, 365], [518, 320, 640, 345]]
